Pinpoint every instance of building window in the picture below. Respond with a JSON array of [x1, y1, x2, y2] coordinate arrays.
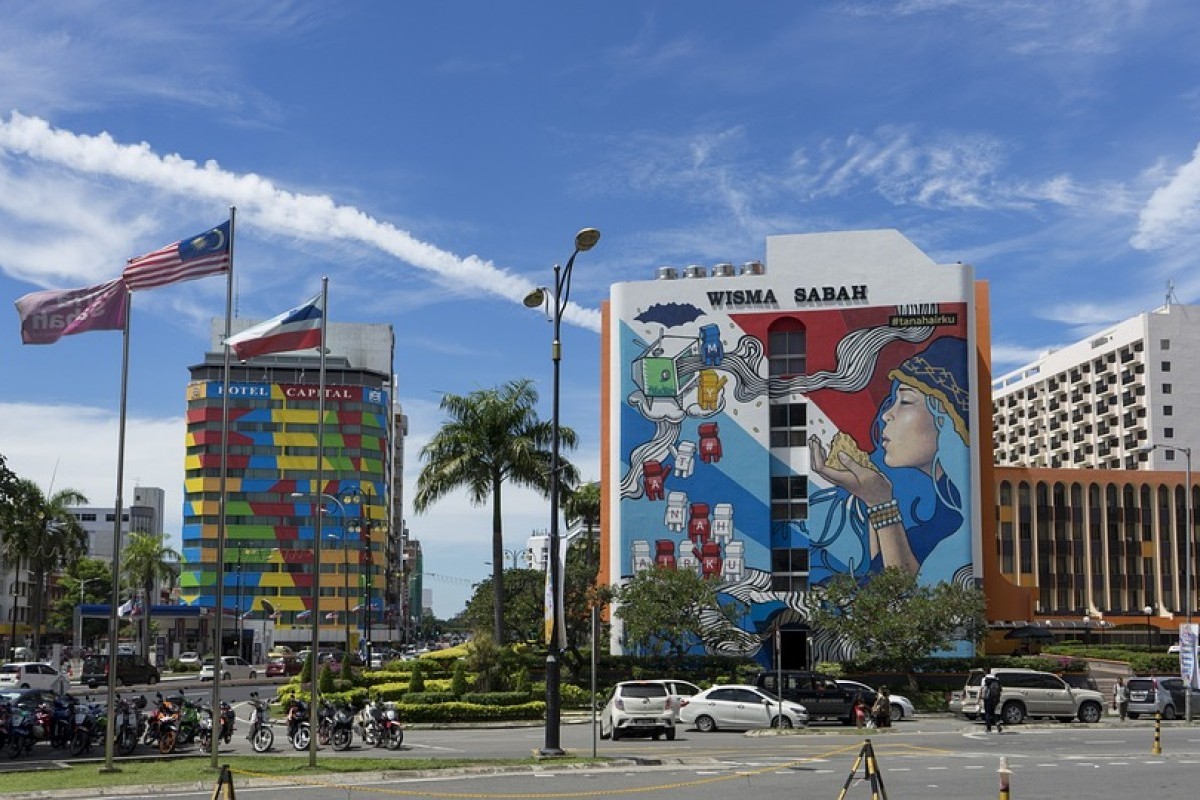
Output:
[[769, 402, 807, 447], [1161, 339, 1170, 350], [1162, 361, 1171, 372], [770, 476, 808, 520], [1166, 449, 1176, 462], [1165, 427, 1174, 438], [1163, 383, 1172, 394], [1165, 405, 1173, 416], [768, 319, 806, 377], [770, 548, 809, 593]]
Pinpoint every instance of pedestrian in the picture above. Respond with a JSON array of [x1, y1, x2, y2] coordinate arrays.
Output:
[[871, 686, 892, 729], [981, 673, 1003, 733], [853, 693, 868, 729], [1114, 676, 1129, 721]]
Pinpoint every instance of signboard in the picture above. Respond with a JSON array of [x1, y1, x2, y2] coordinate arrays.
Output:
[[1180, 623, 1199, 690]]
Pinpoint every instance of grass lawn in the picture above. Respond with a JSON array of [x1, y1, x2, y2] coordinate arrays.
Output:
[[7, 754, 595, 796]]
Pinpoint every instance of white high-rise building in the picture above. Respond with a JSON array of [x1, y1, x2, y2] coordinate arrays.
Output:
[[992, 303, 1200, 471]]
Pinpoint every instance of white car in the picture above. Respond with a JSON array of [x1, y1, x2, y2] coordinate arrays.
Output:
[[645, 678, 703, 722], [0, 662, 70, 695], [836, 679, 917, 720], [600, 680, 677, 740], [177, 651, 201, 667], [199, 656, 257, 682], [680, 684, 809, 731]]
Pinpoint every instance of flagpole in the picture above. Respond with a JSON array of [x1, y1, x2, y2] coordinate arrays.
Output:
[[209, 205, 236, 770], [308, 276, 329, 768], [101, 290, 132, 774]]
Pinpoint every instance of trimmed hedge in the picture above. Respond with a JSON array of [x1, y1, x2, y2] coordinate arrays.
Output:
[[460, 692, 532, 706], [402, 691, 456, 704], [393, 700, 545, 723]]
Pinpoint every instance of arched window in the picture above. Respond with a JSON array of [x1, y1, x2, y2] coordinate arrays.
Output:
[[768, 317, 806, 378]]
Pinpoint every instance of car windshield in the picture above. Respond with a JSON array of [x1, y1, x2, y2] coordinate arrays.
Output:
[[621, 684, 667, 698]]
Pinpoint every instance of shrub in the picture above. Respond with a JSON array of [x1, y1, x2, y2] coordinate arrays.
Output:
[[393, 700, 545, 723], [402, 691, 456, 704], [513, 666, 532, 696], [318, 663, 335, 694], [450, 661, 469, 697], [408, 661, 426, 693], [459, 692, 532, 706]]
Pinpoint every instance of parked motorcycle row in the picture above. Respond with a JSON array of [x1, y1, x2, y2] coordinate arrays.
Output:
[[0, 689, 406, 759]]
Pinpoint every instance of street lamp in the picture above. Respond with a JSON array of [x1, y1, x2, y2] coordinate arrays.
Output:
[[292, 492, 351, 649], [341, 486, 376, 668], [1082, 614, 1090, 659], [1144, 605, 1154, 653], [1137, 442, 1193, 724], [523, 226, 600, 757]]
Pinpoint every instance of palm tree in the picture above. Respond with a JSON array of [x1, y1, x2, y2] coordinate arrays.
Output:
[[122, 533, 180, 660], [0, 479, 88, 656], [562, 482, 601, 573], [414, 378, 578, 643]]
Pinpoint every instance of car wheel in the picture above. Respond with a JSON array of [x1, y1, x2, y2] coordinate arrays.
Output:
[[249, 671, 257, 679], [1001, 701, 1025, 725], [1077, 701, 1103, 724], [599, 723, 610, 740], [890, 703, 903, 721], [147, 674, 158, 685], [771, 716, 793, 729], [652, 731, 662, 740], [665, 727, 676, 741], [695, 715, 717, 733], [1128, 712, 1140, 720], [1162, 705, 1177, 721], [223, 672, 232, 681], [611, 726, 621, 741]]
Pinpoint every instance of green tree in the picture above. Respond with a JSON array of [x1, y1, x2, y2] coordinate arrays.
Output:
[[122, 533, 180, 660], [462, 568, 545, 644], [450, 660, 469, 697], [464, 632, 504, 693], [615, 566, 746, 658], [562, 482, 601, 572], [413, 379, 578, 643], [806, 567, 988, 689], [48, 557, 113, 646], [407, 660, 426, 693], [0, 479, 88, 656]]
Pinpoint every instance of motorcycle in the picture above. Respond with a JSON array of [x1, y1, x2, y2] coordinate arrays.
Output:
[[199, 700, 236, 754], [177, 695, 201, 745], [318, 700, 354, 751], [69, 699, 100, 757], [7, 703, 39, 757], [197, 704, 214, 754], [285, 698, 310, 751], [155, 695, 181, 754], [48, 696, 73, 749], [246, 692, 274, 753], [111, 695, 144, 756], [357, 698, 403, 750]]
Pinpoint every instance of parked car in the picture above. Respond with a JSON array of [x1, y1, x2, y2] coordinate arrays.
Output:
[[680, 684, 809, 731], [268, 645, 296, 658], [754, 670, 857, 724], [835, 679, 917, 720], [265, 655, 303, 678], [177, 652, 201, 667], [1126, 676, 1200, 720], [80, 653, 160, 689], [199, 656, 257, 682], [961, 667, 1106, 725], [600, 680, 676, 741], [0, 662, 70, 695]]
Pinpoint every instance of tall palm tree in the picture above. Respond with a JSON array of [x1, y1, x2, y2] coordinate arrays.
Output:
[[414, 378, 578, 643], [122, 533, 180, 660], [0, 479, 88, 656]]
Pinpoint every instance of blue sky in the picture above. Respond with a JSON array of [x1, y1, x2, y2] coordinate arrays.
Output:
[[3, 2, 1200, 618]]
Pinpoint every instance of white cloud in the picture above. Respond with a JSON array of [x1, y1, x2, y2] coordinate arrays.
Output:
[[1131, 140, 1200, 251]]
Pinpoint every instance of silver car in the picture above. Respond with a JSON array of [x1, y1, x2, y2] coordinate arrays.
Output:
[[1126, 676, 1200, 720], [680, 684, 809, 731], [600, 681, 676, 741]]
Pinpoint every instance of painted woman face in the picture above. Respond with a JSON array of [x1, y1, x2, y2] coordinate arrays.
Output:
[[880, 386, 938, 474]]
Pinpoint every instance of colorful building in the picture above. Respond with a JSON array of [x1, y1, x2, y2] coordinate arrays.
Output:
[[180, 321, 401, 654], [602, 230, 986, 667]]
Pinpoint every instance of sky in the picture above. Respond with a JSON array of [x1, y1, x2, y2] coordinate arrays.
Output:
[[3, 1, 1200, 619]]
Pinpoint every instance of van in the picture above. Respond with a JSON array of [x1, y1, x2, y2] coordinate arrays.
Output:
[[754, 670, 856, 724], [962, 667, 1105, 725], [80, 653, 160, 689]]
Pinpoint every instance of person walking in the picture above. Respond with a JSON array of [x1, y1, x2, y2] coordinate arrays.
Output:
[[872, 686, 892, 729], [1114, 676, 1129, 721], [981, 673, 1003, 733]]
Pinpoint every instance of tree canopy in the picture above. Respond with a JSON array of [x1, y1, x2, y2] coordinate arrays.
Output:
[[807, 567, 988, 681], [615, 566, 746, 658]]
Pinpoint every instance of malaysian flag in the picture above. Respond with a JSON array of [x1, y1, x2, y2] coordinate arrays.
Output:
[[123, 220, 231, 291]]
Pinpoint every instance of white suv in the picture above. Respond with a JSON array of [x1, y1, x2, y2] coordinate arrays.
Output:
[[962, 667, 1105, 725], [600, 680, 676, 741]]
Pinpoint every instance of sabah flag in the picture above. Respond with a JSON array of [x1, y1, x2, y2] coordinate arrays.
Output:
[[225, 293, 323, 360], [123, 220, 231, 291], [15, 278, 129, 344]]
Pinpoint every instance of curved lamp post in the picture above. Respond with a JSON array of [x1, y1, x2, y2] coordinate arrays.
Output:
[[524, 227, 600, 757], [1138, 442, 1193, 724]]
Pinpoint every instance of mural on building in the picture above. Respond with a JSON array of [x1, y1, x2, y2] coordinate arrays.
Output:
[[614, 297, 973, 659]]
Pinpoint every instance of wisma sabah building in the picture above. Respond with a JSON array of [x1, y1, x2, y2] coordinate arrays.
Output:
[[601, 230, 990, 667], [179, 319, 398, 653]]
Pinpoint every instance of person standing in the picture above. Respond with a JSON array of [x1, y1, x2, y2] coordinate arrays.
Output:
[[981, 673, 1003, 733], [872, 686, 892, 728], [1114, 677, 1129, 721]]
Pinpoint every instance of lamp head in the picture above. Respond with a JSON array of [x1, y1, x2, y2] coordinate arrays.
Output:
[[523, 287, 547, 308], [1144, 605, 1154, 615], [574, 227, 601, 252]]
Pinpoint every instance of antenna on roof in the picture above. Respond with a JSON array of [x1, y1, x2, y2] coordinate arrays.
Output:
[[1166, 279, 1180, 307]]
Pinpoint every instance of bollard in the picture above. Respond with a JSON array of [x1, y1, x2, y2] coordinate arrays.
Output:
[[997, 756, 1011, 800], [1152, 712, 1162, 755]]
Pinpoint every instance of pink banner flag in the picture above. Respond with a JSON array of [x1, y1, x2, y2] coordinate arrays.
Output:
[[14, 278, 129, 344]]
